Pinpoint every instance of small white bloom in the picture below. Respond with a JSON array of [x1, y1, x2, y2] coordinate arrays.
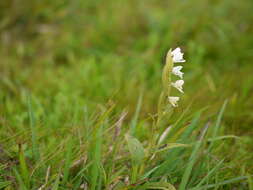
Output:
[[171, 47, 185, 63], [171, 80, 184, 93], [172, 66, 184, 79], [168, 96, 180, 107]]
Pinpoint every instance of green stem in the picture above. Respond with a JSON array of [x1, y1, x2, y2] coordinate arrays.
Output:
[[131, 165, 138, 183], [158, 50, 174, 125]]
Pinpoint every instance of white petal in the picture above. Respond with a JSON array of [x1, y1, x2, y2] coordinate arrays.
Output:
[[172, 66, 184, 79], [171, 47, 185, 63], [168, 96, 180, 107], [171, 80, 184, 93], [171, 47, 180, 54], [173, 65, 183, 71]]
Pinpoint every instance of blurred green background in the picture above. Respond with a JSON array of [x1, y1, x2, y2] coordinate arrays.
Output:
[[0, 0, 253, 183]]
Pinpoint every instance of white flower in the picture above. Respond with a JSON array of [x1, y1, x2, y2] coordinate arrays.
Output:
[[171, 47, 185, 63], [171, 80, 184, 93], [168, 96, 180, 107], [172, 66, 184, 79]]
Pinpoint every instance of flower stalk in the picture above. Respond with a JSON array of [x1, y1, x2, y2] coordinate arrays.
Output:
[[157, 47, 185, 125]]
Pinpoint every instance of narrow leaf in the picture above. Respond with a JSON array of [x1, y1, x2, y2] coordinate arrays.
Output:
[[125, 134, 145, 165]]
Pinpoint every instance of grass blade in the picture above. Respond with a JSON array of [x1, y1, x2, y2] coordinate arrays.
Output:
[[189, 176, 247, 190], [62, 139, 73, 185], [190, 159, 224, 190], [90, 123, 103, 190], [52, 175, 60, 190], [13, 168, 28, 190], [208, 100, 227, 152], [0, 181, 11, 189], [153, 112, 202, 177], [179, 123, 209, 190], [248, 174, 253, 190], [19, 145, 30, 189], [130, 92, 143, 136], [27, 94, 40, 161]]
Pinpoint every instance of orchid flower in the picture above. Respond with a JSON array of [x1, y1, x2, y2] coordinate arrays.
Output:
[[171, 47, 185, 63], [168, 96, 180, 107], [172, 66, 184, 79], [171, 80, 184, 93]]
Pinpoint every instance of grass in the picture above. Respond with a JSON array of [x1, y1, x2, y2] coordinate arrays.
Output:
[[0, 0, 253, 189]]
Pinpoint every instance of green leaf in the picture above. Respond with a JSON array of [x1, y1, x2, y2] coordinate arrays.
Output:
[[62, 139, 73, 184], [27, 94, 40, 161], [155, 143, 189, 153], [19, 146, 30, 189], [51, 175, 60, 190], [130, 93, 143, 136], [247, 174, 253, 190], [189, 176, 247, 190], [0, 181, 11, 189], [190, 159, 224, 190], [13, 168, 28, 190], [179, 122, 209, 190], [125, 134, 145, 165], [208, 100, 227, 152]]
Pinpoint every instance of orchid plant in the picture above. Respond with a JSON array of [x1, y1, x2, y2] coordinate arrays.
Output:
[[157, 47, 185, 124], [126, 47, 187, 187]]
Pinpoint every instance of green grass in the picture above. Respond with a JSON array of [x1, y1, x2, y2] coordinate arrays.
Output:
[[0, 0, 253, 189]]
